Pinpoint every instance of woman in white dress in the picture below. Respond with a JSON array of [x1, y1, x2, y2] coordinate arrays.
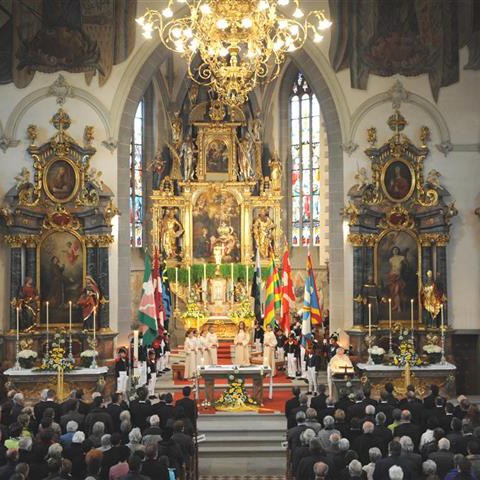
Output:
[[194, 329, 203, 366], [206, 324, 219, 365], [234, 321, 250, 366], [263, 324, 278, 376], [183, 329, 197, 380]]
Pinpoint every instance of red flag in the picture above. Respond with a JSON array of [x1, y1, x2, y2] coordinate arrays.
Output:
[[281, 246, 295, 334], [152, 247, 165, 335]]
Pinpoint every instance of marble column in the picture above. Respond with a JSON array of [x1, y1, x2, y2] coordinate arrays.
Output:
[[25, 247, 36, 283], [97, 247, 110, 329], [10, 248, 22, 330]]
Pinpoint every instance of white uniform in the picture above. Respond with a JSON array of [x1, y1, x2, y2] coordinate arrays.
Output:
[[206, 332, 218, 365]]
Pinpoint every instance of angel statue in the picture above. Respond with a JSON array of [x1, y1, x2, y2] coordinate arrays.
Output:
[[15, 167, 31, 191], [426, 169, 441, 188], [160, 208, 184, 259], [17, 277, 39, 331], [354, 167, 369, 189], [86, 168, 104, 191], [268, 151, 282, 191]]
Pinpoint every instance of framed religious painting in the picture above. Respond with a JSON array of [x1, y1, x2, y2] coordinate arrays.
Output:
[[192, 187, 241, 263], [43, 157, 79, 203], [381, 158, 415, 203], [37, 230, 86, 325], [375, 229, 420, 322]]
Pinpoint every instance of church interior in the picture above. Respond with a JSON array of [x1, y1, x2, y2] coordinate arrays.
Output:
[[0, 0, 480, 479]]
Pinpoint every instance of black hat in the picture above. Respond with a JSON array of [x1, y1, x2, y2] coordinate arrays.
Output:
[[118, 347, 127, 354]]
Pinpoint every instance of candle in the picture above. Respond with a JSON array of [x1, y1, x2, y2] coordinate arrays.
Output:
[[133, 330, 139, 369], [175, 267, 179, 309], [68, 301, 72, 333], [203, 263, 207, 284], [368, 303, 372, 338], [46, 301, 49, 338], [187, 266, 191, 298], [16, 307, 19, 342], [410, 298, 414, 331], [93, 307, 96, 342], [231, 263, 234, 298], [441, 303, 444, 329], [246, 265, 249, 290], [388, 298, 392, 328]]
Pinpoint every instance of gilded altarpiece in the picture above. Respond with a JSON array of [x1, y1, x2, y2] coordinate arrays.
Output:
[[344, 111, 457, 356], [151, 100, 282, 338], [0, 109, 119, 366]]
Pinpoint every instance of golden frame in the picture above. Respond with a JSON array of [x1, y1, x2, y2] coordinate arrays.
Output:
[[36, 229, 86, 327], [381, 157, 416, 203], [43, 157, 80, 204], [194, 122, 241, 182], [374, 227, 422, 324]]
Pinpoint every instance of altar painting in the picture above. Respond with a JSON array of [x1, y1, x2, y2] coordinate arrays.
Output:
[[38, 231, 85, 324], [44, 158, 79, 203], [193, 189, 240, 262], [206, 139, 229, 173], [376, 230, 419, 321]]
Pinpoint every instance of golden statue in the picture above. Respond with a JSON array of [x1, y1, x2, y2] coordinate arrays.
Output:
[[268, 151, 282, 192], [160, 208, 184, 259], [237, 135, 254, 181], [252, 207, 275, 258], [180, 134, 197, 181], [421, 270, 446, 327]]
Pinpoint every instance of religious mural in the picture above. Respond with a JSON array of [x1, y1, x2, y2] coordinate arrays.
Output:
[[328, 0, 480, 101], [206, 140, 229, 173], [44, 159, 78, 202], [39, 231, 85, 324], [0, 0, 137, 87], [382, 159, 414, 203]]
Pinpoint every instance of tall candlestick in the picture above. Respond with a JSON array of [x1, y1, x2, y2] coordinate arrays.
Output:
[[388, 298, 393, 355], [68, 301, 72, 333], [46, 301, 50, 356], [187, 266, 191, 299], [440, 303, 446, 364], [367, 303, 373, 365], [93, 307, 96, 342], [203, 263, 207, 283], [133, 329, 139, 374], [410, 298, 414, 344], [231, 263, 234, 300], [246, 264, 249, 296], [15, 307, 20, 369], [175, 267, 179, 310]]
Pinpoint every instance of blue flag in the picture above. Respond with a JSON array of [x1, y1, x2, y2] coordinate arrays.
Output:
[[161, 268, 172, 330]]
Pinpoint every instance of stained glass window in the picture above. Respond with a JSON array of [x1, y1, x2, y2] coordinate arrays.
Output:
[[290, 72, 321, 247], [130, 100, 145, 248]]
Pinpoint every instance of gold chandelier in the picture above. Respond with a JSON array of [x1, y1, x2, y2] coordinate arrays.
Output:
[[136, 0, 332, 107]]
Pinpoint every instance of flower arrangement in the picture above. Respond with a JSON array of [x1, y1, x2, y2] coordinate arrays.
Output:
[[40, 330, 75, 372], [231, 298, 255, 328], [214, 375, 259, 411], [80, 349, 98, 368], [423, 343, 442, 364], [368, 345, 386, 364], [181, 302, 207, 330], [18, 349, 38, 369], [392, 330, 422, 368]]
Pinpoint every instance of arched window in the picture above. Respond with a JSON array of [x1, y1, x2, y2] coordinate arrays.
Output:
[[290, 72, 322, 248], [130, 99, 145, 247]]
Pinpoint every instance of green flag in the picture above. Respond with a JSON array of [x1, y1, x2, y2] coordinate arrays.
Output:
[[138, 254, 158, 346]]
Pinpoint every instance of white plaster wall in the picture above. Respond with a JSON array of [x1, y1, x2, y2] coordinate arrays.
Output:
[[0, 1, 479, 338]]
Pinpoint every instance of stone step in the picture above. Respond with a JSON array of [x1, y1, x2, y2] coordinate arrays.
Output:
[[199, 444, 286, 454]]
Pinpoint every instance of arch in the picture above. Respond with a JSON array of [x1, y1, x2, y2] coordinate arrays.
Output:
[[3, 77, 115, 152], [346, 80, 452, 156], [275, 50, 346, 327]]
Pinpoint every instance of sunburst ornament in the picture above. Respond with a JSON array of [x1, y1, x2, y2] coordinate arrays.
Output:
[[136, 0, 332, 107]]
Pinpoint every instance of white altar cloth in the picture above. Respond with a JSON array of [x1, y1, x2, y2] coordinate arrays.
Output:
[[4, 367, 108, 376], [356, 362, 456, 372]]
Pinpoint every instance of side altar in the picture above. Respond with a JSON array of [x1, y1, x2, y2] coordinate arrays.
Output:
[[0, 109, 119, 380], [150, 99, 283, 340]]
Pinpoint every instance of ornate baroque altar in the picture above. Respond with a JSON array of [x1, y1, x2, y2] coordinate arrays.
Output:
[[151, 99, 283, 338], [343, 111, 457, 358]]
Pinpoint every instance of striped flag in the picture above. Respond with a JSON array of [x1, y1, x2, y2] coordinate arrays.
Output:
[[138, 253, 158, 347], [272, 254, 282, 312], [281, 246, 295, 334], [251, 248, 263, 324], [152, 247, 165, 335], [302, 253, 322, 345], [263, 258, 277, 329]]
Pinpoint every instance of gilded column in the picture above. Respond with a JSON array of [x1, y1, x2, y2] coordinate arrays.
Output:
[[421, 245, 433, 326]]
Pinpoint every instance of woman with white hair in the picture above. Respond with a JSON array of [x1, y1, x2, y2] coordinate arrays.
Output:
[[291, 428, 316, 474], [363, 447, 382, 480], [63, 431, 86, 479], [349, 459, 364, 479], [126, 427, 145, 454], [422, 459, 440, 480], [88, 421, 104, 448]]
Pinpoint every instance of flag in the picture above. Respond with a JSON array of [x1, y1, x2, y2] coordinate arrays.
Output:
[[161, 266, 172, 330], [272, 253, 282, 312], [302, 253, 322, 345], [281, 246, 295, 334], [251, 248, 263, 324], [138, 253, 158, 347], [263, 258, 276, 329], [152, 248, 165, 335]]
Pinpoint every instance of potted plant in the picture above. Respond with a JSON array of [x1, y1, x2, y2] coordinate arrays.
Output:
[[423, 344, 442, 364], [80, 350, 98, 368], [18, 349, 37, 369], [368, 345, 386, 364]]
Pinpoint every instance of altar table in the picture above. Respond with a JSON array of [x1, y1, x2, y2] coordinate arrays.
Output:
[[195, 365, 272, 405], [356, 362, 457, 398], [4, 367, 110, 401]]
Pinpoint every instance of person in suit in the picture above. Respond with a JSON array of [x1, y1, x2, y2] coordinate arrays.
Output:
[[106, 393, 126, 434], [119, 453, 149, 480], [428, 437, 455, 479], [401, 390, 424, 426], [287, 411, 309, 452], [352, 421, 386, 466], [171, 420, 194, 469], [84, 396, 113, 434], [311, 384, 328, 416], [399, 435, 422, 477], [60, 400, 85, 433], [373, 412, 392, 453], [297, 438, 333, 480], [305, 347, 321, 395], [372, 440, 413, 480], [114, 347, 129, 395], [154, 392, 175, 430], [318, 397, 336, 425], [377, 391, 395, 425], [99, 432, 122, 480], [347, 391, 367, 422], [393, 410, 421, 451], [175, 386, 197, 430], [447, 417, 465, 454], [129, 387, 152, 430], [141, 442, 170, 480], [288, 393, 309, 430], [423, 384, 445, 410], [441, 402, 455, 433], [34, 389, 61, 423], [384, 383, 398, 407], [285, 387, 301, 421]]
